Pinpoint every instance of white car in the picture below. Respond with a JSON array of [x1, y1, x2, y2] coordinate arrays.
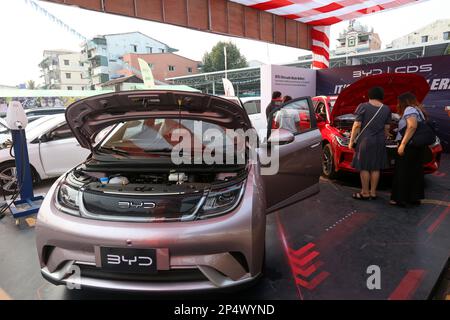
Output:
[[240, 97, 267, 141], [0, 115, 90, 194], [220, 96, 266, 141]]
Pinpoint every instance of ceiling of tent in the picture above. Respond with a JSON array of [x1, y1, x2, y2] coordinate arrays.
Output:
[[229, 0, 429, 25]]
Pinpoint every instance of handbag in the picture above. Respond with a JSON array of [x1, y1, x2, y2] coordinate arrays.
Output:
[[353, 105, 384, 146], [399, 109, 436, 147]]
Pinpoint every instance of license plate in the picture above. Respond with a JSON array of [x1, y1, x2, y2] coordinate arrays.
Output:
[[100, 247, 157, 273]]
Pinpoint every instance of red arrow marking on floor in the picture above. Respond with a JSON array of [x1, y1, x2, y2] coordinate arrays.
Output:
[[292, 261, 324, 278], [291, 251, 320, 267], [296, 271, 331, 290], [289, 242, 315, 257]]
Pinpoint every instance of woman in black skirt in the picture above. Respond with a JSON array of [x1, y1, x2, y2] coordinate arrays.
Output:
[[390, 92, 427, 206], [349, 87, 392, 200]]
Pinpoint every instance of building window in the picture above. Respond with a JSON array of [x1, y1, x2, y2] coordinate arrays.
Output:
[[348, 37, 356, 47], [168, 65, 175, 71], [160, 48, 165, 53], [444, 32, 450, 40], [65, 73, 71, 79], [64, 59, 70, 66], [131, 44, 137, 52], [187, 67, 193, 73], [67, 86, 72, 90], [421, 35, 429, 43], [146, 46, 152, 53]]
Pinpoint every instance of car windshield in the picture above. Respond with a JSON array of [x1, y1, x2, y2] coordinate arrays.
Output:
[[25, 116, 59, 137], [98, 118, 243, 159]]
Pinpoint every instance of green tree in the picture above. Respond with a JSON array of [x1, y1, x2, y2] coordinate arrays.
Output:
[[26, 80, 36, 90], [202, 42, 248, 73]]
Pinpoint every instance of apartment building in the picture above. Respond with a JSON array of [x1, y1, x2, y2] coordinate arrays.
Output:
[[39, 50, 90, 90], [118, 53, 200, 82], [81, 32, 177, 88], [388, 19, 450, 48]]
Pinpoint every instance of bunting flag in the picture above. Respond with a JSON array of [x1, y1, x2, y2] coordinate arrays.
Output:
[[231, 0, 428, 68]]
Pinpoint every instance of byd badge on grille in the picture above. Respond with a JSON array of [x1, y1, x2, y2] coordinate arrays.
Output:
[[118, 201, 156, 209]]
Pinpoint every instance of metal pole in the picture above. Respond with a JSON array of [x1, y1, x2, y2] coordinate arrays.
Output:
[[224, 46, 228, 79], [212, 81, 216, 95]]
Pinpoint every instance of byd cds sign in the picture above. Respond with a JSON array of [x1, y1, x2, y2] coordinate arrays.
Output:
[[317, 55, 450, 95], [316, 55, 450, 152]]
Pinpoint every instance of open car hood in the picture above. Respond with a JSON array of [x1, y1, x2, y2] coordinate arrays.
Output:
[[330, 73, 430, 123], [66, 90, 252, 149]]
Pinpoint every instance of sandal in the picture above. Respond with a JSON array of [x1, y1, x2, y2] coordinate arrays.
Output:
[[352, 192, 371, 200]]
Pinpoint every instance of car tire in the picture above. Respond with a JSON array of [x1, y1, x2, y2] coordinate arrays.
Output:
[[0, 162, 40, 195], [322, 144, 338, 179]]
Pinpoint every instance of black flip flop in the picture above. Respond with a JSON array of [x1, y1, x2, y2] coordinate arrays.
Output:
[[352, 192, 370, 200]]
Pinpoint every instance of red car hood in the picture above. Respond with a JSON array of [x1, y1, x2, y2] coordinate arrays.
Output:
[[330, 73, 430, 123], [66, 90, 252, 149]]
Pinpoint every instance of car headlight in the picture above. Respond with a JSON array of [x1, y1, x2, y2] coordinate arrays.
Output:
[[56, 181, 81, 215], [197, 182, 245, 219], [335, 135, 350, 147]]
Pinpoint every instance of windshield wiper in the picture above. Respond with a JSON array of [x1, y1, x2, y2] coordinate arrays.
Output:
[[143, 148, 173, 154], [97, 146, 130, 156]]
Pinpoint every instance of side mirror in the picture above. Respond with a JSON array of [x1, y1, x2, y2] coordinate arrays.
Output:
[[268, 128, 295, 145]]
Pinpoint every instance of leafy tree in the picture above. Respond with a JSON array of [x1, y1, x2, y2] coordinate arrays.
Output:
[[202, 42, 248, 73], [26, 80, 36, 90]]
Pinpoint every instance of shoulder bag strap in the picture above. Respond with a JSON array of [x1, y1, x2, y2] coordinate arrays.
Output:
[[354, 105, 384, 142]]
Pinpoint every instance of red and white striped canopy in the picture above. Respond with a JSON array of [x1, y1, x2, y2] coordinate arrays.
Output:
[[231, 0, 428, 68], [231, 0, 427, 26]]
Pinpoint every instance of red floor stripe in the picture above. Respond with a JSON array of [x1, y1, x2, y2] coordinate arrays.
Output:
[[388, 270, 426, 300], [427, 207, 450, 234]]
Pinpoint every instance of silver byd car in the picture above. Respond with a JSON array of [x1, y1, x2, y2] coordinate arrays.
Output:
[[36, 90, 322, 291]]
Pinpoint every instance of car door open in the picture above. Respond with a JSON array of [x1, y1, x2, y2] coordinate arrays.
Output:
[[261, 97, 322, 213]]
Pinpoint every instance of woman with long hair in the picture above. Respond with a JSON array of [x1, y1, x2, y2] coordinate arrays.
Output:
[[390, 92, 427, 206]]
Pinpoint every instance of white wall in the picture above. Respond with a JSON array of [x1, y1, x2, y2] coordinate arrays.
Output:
[[260, 64, 317, 111]]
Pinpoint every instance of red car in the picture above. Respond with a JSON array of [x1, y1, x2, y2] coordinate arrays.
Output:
[[313, 73, 443, 179]]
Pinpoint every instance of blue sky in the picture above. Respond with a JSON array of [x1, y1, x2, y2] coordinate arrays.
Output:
[[0, 0, 448, 86]]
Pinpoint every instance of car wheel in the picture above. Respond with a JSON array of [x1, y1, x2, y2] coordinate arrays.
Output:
[[322, 144, 338, 179], [0, 162, 40, 195]]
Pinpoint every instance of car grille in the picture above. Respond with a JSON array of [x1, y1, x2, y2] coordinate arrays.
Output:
[[82, 189, 204, 221], [77, 264, 208, 282]]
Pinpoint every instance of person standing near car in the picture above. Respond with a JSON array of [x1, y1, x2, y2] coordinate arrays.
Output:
[[348, 87, 392, 200], [390, 92, 428, 206], [265, 91, 283, 120]]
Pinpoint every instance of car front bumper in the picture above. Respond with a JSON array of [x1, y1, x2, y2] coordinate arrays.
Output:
[[35, 169, 266, 292]]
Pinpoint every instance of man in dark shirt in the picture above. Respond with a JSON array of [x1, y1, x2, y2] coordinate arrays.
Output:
[[265, 91, 283, 120]]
